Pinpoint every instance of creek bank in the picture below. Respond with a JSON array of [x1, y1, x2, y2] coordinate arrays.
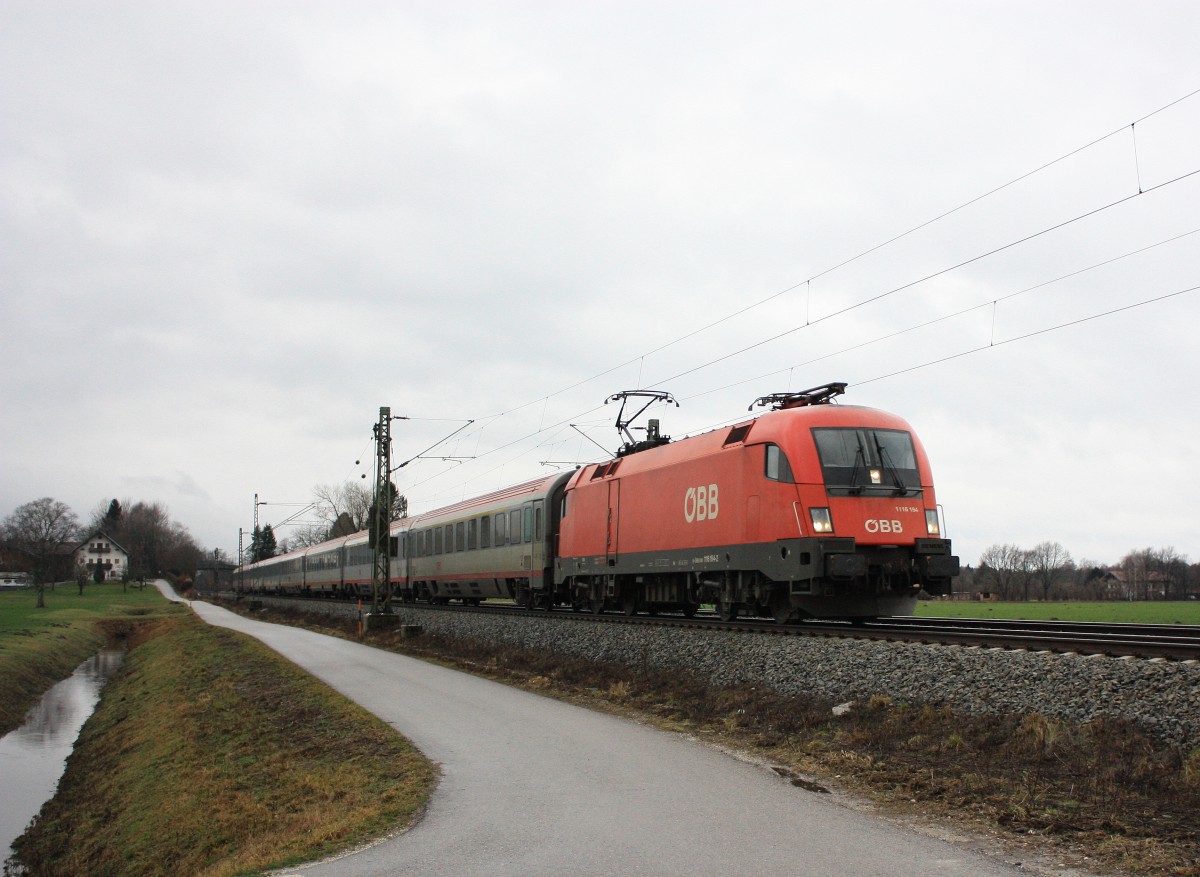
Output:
[[1, 650, 124, 870], [9, 615, 434, 877]]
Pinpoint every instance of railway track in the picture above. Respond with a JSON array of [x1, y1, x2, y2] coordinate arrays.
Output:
[[242, 593, 1200, 661]]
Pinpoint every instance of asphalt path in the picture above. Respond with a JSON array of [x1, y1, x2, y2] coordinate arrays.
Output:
[[161, 587, 1038, 876]]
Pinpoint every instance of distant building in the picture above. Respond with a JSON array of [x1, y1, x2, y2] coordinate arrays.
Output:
[[194, 557, 237, 596], [74, 530, 130, 582]]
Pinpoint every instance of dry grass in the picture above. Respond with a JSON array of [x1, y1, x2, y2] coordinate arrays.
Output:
[[235, 602, 1200, 877], [9, 615, 434, 877]]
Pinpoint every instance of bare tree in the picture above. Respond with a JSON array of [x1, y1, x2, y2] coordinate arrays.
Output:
[[118, 501, 202, 582], [287, 523, 331, 549], [1028, 541, 1074, 600], [309, 481, 407, 542], [1, 498, 80, 608], [312, 482, 373, 533], [1120, 546, 1190, 600], [975, 543, 1031, 600]]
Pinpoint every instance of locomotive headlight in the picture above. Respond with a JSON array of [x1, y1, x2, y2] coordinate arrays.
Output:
[[810, 507, 833, 534], [925, 509, 941, 536]]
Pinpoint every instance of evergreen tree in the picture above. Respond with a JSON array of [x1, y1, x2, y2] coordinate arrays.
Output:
[[259, 524, 278, 559], [102, 498, 122, 533], [249, 524, 262, 563]]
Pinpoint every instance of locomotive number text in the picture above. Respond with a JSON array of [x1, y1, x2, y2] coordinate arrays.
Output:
[[865, 519, 903, 534], [684, 484, 719, 523]]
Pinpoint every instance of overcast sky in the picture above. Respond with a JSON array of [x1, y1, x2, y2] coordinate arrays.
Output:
[[2, 1, 1198, 569]]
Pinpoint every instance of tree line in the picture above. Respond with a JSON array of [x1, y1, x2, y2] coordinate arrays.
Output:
[[1, 496, 203, 607], [961, 542, 1195, 601]]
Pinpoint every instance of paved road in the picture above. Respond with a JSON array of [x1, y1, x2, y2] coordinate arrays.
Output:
[[163, 588, 1039, 876]]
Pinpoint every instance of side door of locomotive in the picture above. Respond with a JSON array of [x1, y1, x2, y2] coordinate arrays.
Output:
[[606, 479, 620, 565]]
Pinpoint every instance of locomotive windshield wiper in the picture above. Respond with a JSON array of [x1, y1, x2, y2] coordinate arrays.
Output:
[[875, 439, 907, 496], [846, 439, 866, 495]]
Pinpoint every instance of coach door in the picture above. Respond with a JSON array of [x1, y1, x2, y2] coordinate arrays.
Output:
[[526, 500, 547, 577], [605, 479, 620, 564]]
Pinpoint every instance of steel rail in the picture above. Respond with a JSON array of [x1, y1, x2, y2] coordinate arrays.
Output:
[[244, 593, 1200, 661]]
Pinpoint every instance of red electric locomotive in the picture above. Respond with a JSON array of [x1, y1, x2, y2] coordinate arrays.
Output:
[[552, 384, 958, 621]]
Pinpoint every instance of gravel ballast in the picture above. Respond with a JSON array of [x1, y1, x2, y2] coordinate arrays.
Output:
[[246, 597, 1200, 746]]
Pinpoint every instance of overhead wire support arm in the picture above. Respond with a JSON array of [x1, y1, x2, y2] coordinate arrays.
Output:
[[393, 419, 476, 470], [570, 423, 613, 455]]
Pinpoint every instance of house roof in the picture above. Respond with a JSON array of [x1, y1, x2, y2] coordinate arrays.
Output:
[[75, 529, 131, 556]]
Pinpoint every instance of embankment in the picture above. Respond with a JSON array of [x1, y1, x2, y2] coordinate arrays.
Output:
[[9, 614, 435, 877]]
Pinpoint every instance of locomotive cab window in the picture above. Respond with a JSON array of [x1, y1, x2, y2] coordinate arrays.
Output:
[[764, 444, 795, 483], [812, 427, 921, 497]]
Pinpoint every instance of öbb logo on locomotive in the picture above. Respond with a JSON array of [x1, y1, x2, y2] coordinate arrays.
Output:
[[683, 484, 720, 523], [236, 383, 961, 622]]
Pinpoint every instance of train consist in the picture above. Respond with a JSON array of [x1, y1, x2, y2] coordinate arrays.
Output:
[[237, 385, 959, 621]]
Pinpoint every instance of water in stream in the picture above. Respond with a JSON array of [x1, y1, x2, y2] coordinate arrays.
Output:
[[0, 650, 125, 869]]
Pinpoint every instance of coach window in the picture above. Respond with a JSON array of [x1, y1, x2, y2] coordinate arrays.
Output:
[[509, 509, 522, 544], [434, 527, 443, 555], [480, 515, 491, 549], [455, 521, 465, 552], [765, 443, 795, 483], [534, 501, 544, 540], [467, 518, 477, 550], [494, 513, 506, 546], [523, 505, 534, 542]]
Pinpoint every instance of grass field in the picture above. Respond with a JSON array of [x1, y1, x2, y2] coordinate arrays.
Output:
[[915, 599, 1200, 624], [0, 582, 187, 734], [0, 581, 182, 632]]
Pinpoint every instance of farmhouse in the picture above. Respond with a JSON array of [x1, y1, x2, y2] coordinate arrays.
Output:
[[74, 530, 130, 582]]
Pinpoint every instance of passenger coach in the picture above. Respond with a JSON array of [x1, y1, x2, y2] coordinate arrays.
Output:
[[400, 472, 573, 607]]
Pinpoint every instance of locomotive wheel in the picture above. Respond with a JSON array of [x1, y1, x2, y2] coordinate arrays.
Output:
[[590, 596, 605, 615], [622, 593, 638, 616], [717, 597, 738, 622], [681, 602, 699, 618]]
